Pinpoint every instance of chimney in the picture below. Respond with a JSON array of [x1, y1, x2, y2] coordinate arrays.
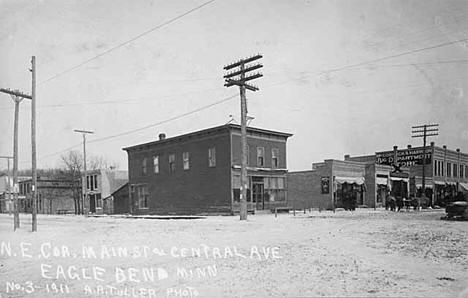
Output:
[[159, 133, 166, 140], [407, 145, 412, 149], [344, 154, 350, 160]]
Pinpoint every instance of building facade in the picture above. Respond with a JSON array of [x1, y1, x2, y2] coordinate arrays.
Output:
[[18, 178, 78, 214], [123, 124, 292, 215], [288, 142, 468, 210], [81, 170, 128, 214]]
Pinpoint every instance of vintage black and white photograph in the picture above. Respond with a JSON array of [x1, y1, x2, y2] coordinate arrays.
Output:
[[1, 0, 468, 297]]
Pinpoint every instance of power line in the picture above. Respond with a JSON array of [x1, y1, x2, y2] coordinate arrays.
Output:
[[88, 94, 237, 144], [266, 37, 468, 88], [19, 93, 237, 163], [39, 0, 216, 85], [318, 37, 468, 76], [0, 86, 224, 110]]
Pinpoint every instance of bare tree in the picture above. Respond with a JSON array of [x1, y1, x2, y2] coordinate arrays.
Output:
[[89, 155, 119, 171], [60, 150, 83, 214], [60, 151, 119, 214]]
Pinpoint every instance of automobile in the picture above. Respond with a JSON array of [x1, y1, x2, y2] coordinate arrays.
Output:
[[445, 201, 468, 220]]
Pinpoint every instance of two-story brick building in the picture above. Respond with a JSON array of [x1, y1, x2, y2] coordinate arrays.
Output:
[[123, 124, 292, 215]]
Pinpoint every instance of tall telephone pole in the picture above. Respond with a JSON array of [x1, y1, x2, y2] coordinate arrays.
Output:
[[1, 56, 36, 231], [31, 56, 38, 232], [74, 129, 94, 215], [0, 89, 32, 231], [411, 123, 438, 205], [223, 54, 263, 220]]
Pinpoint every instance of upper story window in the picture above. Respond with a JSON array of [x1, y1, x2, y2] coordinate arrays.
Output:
[[208, 147, 216, 167], [169, 154, 176, 172], [272, 148, 279, 168], [465, 165, 468, 179], [183, 152, 190, 170], [447, 162, 452, 177], [153, 156, 159, 174], [442, 162, 445, 177], [460, 164, 464, 179], [257, 147, 265, 167], [142, 158, 147, 176], [86, 174, 98, 190], [453, 163, 458, 178]]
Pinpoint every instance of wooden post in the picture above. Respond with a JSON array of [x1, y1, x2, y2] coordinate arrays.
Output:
[[13, 96, 22, 230], [223, 55, 263, 221], [239, 63, 248, 221], [31, 56, 37, 232]]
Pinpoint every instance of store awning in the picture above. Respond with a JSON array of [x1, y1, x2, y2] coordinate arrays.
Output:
[[390, 177, 409, 182], [376, 177, 388, 185], [460, 182, 468, 192], [415, 184, 433, 188], [335, 176, 365, 185], [434, 181, 445, 185]]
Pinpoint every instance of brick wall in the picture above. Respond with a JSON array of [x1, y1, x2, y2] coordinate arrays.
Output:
[[127, 130, 232, 215], [112, 184, 129, 214], [231, 133, 287, 168]]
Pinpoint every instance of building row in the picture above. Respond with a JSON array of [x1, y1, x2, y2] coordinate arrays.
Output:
[[0, 169, 127, 215], [1, 123, 467, 215]]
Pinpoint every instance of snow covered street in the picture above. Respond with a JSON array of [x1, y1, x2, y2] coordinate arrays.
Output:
[[1, 209, 467, 297]]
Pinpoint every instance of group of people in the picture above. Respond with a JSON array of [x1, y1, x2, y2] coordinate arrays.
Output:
[[385, 194, 420, 211]]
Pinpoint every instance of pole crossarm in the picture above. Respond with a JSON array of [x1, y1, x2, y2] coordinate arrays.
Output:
[[224, 64, 263, 78], [0, 88, 32, 100], [224, 79, 259, 91], [412, 133, 439, 138], [412, 124, 438, 128], [223, 54, 263, 70], [74, 129, 94, 134]]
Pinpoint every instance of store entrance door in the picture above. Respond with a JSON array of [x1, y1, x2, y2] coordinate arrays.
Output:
[[252, 181, 265, 210]]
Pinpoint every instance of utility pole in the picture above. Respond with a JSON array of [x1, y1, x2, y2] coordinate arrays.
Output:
[[31, 56, 38, 232], [0, 88, 32, 231], [0, 156, 13, 215], [411, 123, 438, 205], [223, 54, 263, 220], [74, 129, 94, 215]]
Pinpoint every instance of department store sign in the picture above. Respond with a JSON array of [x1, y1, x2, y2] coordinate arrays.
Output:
[[376, 147, 432, 166]]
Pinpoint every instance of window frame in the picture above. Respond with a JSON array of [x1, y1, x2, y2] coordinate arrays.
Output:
[[142, 157, 148, 176], [208, 147, 216, 167], [137, 184, 149, 209], [272, 148, 279, 169], [257, 147, 265, 167], [168, 154, 176, 172], [153, 155, 159, 174], [183, 152, 190, 170]]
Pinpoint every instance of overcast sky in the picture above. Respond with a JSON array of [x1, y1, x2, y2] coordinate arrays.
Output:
[[0, 0, 467, 171]]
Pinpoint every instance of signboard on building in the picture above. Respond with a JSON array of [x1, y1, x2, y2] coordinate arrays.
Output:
[[376, 147, 432, 167]]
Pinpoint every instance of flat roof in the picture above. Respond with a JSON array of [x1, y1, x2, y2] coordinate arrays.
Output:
[[123, 124, 293, 151]]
